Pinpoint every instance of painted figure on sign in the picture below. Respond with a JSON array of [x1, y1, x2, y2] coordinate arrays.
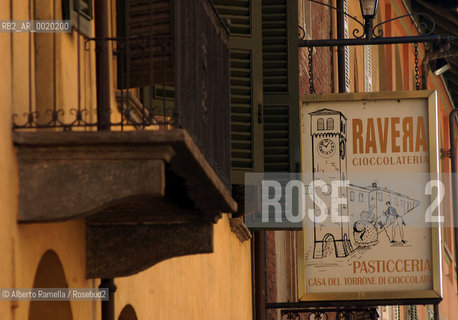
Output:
[[383, 201, 406, 243], [353, 205, 378, 247]]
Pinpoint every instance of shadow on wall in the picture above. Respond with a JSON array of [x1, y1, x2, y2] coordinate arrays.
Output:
[[28, 250, 73, 320], [118, 305, 138, 320]]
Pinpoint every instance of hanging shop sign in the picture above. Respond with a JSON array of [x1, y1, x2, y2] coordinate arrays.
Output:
[[298, 91, 442, 304]]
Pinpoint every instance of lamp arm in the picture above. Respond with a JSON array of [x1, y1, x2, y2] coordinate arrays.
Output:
[[299, 25, 306, 40], [372, 12, 436, 38]]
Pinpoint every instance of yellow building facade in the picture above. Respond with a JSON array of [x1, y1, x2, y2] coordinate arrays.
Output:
[[0, 0, 253, 319]]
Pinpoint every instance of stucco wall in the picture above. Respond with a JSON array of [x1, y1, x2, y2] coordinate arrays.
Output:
[[115, 214, 252, 320], [0, 1, 252, 319], [1, 215, 252, 320]]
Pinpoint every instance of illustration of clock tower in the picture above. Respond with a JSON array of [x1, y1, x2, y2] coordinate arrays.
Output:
[[309, 109, 352, 258]]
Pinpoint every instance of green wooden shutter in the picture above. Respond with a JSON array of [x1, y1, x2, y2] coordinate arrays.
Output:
[[116, 0, 173, 89], [244, 0, 300, 229], [214, 0, 300, 227], [262, 0, 299, 173], [116, 0, 175, 120], [214, 0, 264, 185]]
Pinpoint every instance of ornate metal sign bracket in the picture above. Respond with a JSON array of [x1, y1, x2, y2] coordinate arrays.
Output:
[[299, 0, 457, 94], [299, 0, 456, 46]]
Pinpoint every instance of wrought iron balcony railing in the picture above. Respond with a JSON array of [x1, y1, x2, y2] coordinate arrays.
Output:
[[12, 0, 231, 188]]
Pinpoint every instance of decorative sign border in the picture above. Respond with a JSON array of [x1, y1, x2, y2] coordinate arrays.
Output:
[[297, 91, 442, 304]]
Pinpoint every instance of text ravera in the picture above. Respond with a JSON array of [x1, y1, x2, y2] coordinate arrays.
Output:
[[352, 116, 427, 154]]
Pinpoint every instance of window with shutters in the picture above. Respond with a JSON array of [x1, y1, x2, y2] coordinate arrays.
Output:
[[262, 0, 299, 174], [215, 0, 299, 228], [213, 0, 264, 184], [115, 0, 175, 121], [214, 0, 251, 36], [62, 0, 93, 37], [214, 0, 299, 185], [215, 0, 299, 181], [229, 50, 254, 170], [111, 0, 231, 186], [116, 0, 173, 89]]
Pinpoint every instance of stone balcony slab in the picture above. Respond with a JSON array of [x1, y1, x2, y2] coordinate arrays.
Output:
[[14, 130, 237, 277]]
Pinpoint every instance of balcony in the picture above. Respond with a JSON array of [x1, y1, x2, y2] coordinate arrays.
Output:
[[12, 0, 236, 278]]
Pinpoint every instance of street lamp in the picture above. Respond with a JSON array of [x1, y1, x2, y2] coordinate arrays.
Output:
[[359, 0, 379, 39], [359, 0, 379, 18]]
